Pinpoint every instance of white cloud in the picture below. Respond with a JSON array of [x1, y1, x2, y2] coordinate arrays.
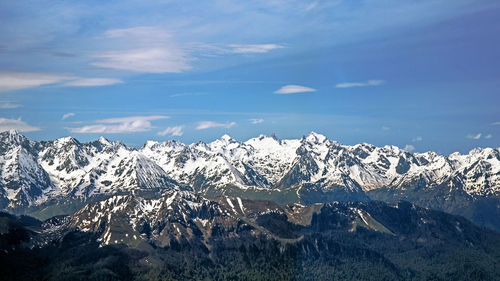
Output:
[[0, 72, 72, 92], [485, 134, 492, 139], [92, 27, 191, 73], [0, 72, 126, 92], [0, 102, 22, 109], [158, 126, 184, 136], [69, 115, 168, 134], [249, 118, 264, 124], [196, 121, 236, 130], [336, 80, 385, 88], [0, 117, 40, 132], [492, 121, 500, 126], [105, 26, 172, 41], [93, 48, 190, 73], [412, 136, 423, 142], [229, 44, 284, 54], [403, 144, 415, 152], [467, 133, 481, 140], [62, 113, 75, 120], [381, 126, 390, 131], [274, 85, 316, 94], [63, 78, 123, 87]]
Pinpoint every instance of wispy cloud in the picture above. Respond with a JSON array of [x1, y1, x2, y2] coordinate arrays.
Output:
[[93, 48, 190, 73], [0, 117, 40, 132], [228, 44, 284, 54], [485, 134, 492, 139], [0, 72, 125, 91], [63, 78, 123, 87], [158, 125, 184, 136], [336, 80, 385, 88], [381, 126, 390, 131], [492, 121, 500, 126], [305, 1, 318, 11], [0, 102, 22, 109], [92, 27, 191, 73], [274, 85, 316, 94], [249, 118, 264, 124], [196, 121, 236, 130], [467, 133, 481, 140], [69, 115, 168, 133], [403, 144, 415, 152], [412, 136, 423, 142], [0, 72, 72, 92], [62, 112, 75, 120], [105, 26, 171, 40]]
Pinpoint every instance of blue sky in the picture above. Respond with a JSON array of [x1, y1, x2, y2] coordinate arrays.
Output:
[[0, 0, 499, 153]]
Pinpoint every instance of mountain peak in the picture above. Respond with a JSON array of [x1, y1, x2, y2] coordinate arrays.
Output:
[[7, 129, 20, 135], [142, 140, 158, 149], [256, 133, 280, 142], [55, 136, 78, 146], [0, 129, 27, 144], [304, 131, 327, 143], [98, 136, 111, 145], [220, 134, 233, 141]]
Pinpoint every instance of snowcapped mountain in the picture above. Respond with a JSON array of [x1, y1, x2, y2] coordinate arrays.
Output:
[[0, 130, 498, 229], [0, 131, 52, 209], [0, 131, 180, 212], [140, 131, 499, 198]]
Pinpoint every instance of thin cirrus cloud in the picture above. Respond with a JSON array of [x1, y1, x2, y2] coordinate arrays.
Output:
[[274, 85, 316, 94], [465, 133, 492, 140], [158, 126, 184, 137], [466, 133, 481, 140], [228, 44, 284, 54], [412, 136, 423, 142], [0, 102, 22, 109], [335, 80, 385, 88], [196, 121, 236, 130], [92, 27, 191, 73], [62, 78, 123, 87], [0, 117, 40, 132], [249, 118, 264, 124], [403, 144, 415, 152], [0, 72, 73, 92], [69, 115, 168, 134], [62, 112, 75, 120], [0, 72, 124, 92]]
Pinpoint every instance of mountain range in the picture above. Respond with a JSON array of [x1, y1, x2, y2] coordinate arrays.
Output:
[[0, 130, 499, 280], [0, 130, 499, 230], [1, 192, 499, 280]]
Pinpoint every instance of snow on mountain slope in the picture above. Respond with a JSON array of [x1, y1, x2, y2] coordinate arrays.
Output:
[[0, 130, 53, 208], [0, 130, 498, 211], [0, 131, 180, 209], [39, 136, 178, 199], [140, 131, 499, 197], [69, 191, 230, 246]]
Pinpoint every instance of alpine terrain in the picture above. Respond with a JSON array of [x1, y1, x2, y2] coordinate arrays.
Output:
[[0, 130, 498, 230], [0, 130, 499, 280]]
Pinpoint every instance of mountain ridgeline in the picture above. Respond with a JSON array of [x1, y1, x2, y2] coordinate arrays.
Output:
[[0, 130, 499, 230], [0, 130, 499, 280], [1, 192, 499, 280]]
